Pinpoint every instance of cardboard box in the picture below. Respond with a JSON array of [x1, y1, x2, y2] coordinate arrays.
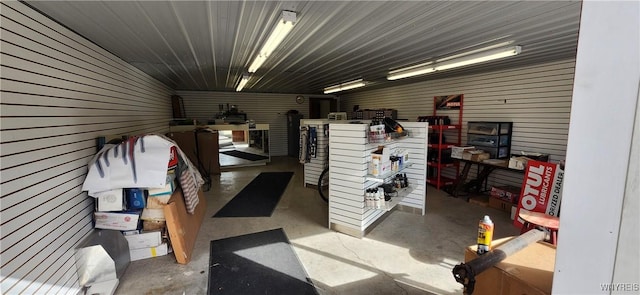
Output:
[[94, 211, 140, 231], [370, 147, 391, 176], [95, 189, 125, 212], [451, 146, 475, 159], [462, 150, 490, 161], [464, 237, 555, 295], [143, 220, 166, 231], [148, 180, 174, 197], [125, 188, 145, 210], [490, 185, 521, 203], [121, 230, 140, 236], [146, 195, 171, 209], [508, 156, 528, 170], [124, 231, 162, 250], [141, 208, 165, 221], [489, 197, 512, 213], [129, 243, 169, 261]]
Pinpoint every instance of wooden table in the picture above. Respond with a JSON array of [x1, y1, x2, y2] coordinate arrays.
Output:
[[450, 158, 525, 200]]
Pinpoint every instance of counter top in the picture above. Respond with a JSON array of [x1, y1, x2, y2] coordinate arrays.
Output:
[[169, 124, 269, 132]]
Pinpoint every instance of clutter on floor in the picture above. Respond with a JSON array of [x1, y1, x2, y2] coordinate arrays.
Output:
[[79, 133, 208, 291]]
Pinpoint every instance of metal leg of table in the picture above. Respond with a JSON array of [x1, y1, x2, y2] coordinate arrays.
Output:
[[451, 162, 472, 198]]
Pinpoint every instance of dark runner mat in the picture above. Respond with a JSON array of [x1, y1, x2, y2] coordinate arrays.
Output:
[[213, 172, 293, 217], [220, 150, 268, 161], [208, 228, 318, 295]]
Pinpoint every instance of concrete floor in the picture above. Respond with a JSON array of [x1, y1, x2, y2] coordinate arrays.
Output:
[[116, 156, 520, 295]]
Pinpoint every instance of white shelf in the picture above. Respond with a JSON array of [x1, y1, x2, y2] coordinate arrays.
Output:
[[367, 130, 410, 144], [364, 186, 415, 211], [328, 121, 428, 238], [365, 162, 414, 182]]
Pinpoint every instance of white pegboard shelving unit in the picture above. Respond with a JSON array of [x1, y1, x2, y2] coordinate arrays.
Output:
[[328, 121, 428, 238], [300, 119, 330, 187]]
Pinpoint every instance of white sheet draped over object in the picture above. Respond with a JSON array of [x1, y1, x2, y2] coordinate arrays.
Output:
[[82, 135, 172, 196]]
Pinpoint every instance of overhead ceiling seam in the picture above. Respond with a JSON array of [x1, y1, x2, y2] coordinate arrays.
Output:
[[80, 2, 182, 88], [169, 1, 209, 89], [206, 1, 218, 87], [133, 1, 202, 89]]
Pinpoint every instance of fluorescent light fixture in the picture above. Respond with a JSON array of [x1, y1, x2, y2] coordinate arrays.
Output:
[[387, 45, 522, 80], [236, 75, 249, 92], [435, 45, 522, 71], [323, 79, 366, 94], [387, 61, 435, 80], [248, 11, 297, 73]]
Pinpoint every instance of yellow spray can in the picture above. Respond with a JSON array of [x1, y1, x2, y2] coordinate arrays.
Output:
[[477, 215, 494, 255]]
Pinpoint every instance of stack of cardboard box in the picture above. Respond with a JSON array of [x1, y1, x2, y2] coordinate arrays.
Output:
[[93, 173, 176, 261]]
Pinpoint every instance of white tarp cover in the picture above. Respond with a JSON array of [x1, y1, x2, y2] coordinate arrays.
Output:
[[82, 135, 171, 195]]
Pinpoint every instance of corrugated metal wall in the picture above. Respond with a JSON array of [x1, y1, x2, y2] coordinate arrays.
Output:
[[175, 91, 311, 156], [340, 59, 575, 188], [0, 2, 174, 294]]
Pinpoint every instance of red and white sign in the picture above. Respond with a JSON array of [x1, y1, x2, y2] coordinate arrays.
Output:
[[514, 160, 564, 228], [168, 146, 178, 169]]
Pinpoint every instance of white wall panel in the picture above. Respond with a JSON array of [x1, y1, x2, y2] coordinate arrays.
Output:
[[553, 1, 639, 292], [174, 91, 312, 156], [340, 59, 575, 188], [0, 2, 174, 294], [300, 120, 330, 187]]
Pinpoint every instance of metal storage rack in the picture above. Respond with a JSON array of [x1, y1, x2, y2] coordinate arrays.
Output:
[[425, 95, 464, 190]]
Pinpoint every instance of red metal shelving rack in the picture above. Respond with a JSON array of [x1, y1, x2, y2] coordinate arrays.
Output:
[[426, 95, 464, 190]]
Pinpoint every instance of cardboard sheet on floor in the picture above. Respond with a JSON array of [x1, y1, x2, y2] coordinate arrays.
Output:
[[164, 188, 207, 264]]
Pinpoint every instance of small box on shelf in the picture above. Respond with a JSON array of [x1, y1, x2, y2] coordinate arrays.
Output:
[[462, 150, 490, 161], [451, 146, 475, 159], [509, 156, 529, 170], [368, 123, 386, 143]]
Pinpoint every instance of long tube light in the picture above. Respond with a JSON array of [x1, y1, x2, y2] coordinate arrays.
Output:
[[248, 11, 297, 73], [236, 75, 249, 92], [323, 79, 366, 94], [387, 45, 522, 80], [435, 45, 522, 71], [387, 61, 435, 80]]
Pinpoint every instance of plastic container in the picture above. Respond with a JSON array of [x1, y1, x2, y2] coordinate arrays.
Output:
[[477, 215, 494, 255]]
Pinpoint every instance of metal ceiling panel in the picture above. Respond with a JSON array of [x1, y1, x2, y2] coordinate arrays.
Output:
[[25, 1, 582, 94]]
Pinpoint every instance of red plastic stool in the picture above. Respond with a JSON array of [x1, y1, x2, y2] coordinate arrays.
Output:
[[519, 210, 560, 245]]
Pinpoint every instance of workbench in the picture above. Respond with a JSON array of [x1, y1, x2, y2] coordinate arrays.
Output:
[[450, 158, 524, 200]]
